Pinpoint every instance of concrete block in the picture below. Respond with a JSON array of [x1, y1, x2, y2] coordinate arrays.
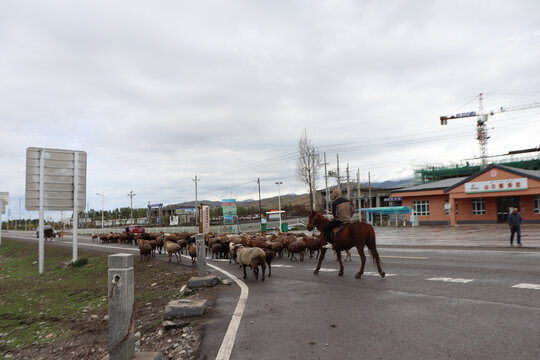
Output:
[[108, 253, 134, 268], [195, 234, 207, 276], [102, 351, 163, 360], [165, 299, 208, 318], [108, 254, 135, 360], [187, 274, 219, 288]]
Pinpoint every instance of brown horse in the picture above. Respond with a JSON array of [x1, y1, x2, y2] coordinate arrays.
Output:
[[307, 210, 385, 278]]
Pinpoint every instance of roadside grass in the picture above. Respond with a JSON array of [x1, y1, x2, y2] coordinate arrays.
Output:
[[0, 238, 194, 353]]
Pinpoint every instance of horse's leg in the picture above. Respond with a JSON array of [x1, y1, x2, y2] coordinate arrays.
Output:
[[356, 244, 366, 278], [314, 248, 327, 274], [336, 249, 344, 276], [347, 250, 352, 262]]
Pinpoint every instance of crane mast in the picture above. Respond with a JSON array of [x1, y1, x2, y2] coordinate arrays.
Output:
[[476, 93, 489, 168], [440, 93, 540, 168]]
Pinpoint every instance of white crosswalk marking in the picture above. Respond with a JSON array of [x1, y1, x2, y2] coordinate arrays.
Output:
[[312, 268, 338, 272], [363, 272, 397, 277], [512, 283, 540, 290], [426, 277, 474, 283], [309, 269, 395, 276]]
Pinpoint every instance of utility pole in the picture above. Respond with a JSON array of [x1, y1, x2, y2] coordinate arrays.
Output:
[[193, 175, 200, 224], [96, 190, 105, 233], [275, 182, 283, 232], [127, 191, 136, 224], [336, 154, 341, 191], [357, 169, 361, 209], [324, 153, 329, 215], [368, 172, 372, 208], [311, 151, 316, 210], [257, 178, 262, 220], [346, 163, 350, 200]]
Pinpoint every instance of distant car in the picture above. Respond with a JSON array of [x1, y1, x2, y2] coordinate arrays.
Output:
[[123, 225, 145, 234], [36, 225, 56, 238]]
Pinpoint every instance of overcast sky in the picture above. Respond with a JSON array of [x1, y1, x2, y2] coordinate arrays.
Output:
[[1, 0, 540, 219]]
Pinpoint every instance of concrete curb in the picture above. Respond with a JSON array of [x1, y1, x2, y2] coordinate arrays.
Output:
[[187, 274, 219, 288], [165, 299, 209, 319]]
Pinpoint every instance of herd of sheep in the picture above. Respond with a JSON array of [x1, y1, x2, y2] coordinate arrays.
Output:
[[89, 231, 349, 281]]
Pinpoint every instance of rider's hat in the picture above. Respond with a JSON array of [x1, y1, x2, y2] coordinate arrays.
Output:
[[331, 189, 342, 200]]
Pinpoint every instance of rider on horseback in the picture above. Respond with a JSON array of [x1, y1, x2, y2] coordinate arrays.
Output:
[[323, 189, 356, 246]]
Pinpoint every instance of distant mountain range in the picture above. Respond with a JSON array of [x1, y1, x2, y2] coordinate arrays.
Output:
[[172, 178, 415, 209]]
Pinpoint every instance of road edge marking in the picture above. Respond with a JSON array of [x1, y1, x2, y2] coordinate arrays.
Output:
[[205, 261, 249, 360]]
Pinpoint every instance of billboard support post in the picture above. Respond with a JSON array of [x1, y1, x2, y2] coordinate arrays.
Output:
[[0, 192, 9, 246], [72, 151, 79, 262], [39, 149, 45, 274]]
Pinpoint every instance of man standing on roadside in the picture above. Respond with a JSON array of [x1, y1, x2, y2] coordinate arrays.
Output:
[[508, 207, 522, 247]]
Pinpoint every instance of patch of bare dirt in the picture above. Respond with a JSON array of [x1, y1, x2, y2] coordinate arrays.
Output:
[[3, 261, 224, 360]]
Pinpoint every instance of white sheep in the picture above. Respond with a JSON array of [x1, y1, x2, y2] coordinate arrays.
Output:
[[234, 245, 267, 281]]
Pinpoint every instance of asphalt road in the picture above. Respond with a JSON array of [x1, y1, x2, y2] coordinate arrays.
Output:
[[4, 232, 540, 360]]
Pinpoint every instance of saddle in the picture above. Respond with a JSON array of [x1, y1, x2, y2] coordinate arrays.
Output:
[[330, 222, 350, 243]]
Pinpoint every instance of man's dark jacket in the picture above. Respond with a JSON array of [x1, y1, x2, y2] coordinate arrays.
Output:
[[508, 212, 522, 227]]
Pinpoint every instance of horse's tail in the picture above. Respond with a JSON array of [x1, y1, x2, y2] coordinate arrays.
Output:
[[365, 225, 384, 276]]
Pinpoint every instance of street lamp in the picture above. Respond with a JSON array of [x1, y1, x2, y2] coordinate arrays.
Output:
[[275, 182, 283, 232], [127, 191, 136, 224], [96, 190, 104, 233]]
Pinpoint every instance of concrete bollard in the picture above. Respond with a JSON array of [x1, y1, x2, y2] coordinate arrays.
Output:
[[108, 253, 135, 360], [195, 233, 207, 277]]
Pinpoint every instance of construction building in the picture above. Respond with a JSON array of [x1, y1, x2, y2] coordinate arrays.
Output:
[[392, 164, 540, 226]]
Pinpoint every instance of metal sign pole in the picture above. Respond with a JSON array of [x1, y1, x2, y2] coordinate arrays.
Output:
[[72, 152, 79, 262], [1, 193, 10, 246], [0, 203, 3, 246], [39, 150, 45, 274]]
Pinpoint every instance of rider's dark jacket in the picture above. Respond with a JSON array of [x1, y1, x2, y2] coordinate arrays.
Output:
[[332, 198, 355, 222]]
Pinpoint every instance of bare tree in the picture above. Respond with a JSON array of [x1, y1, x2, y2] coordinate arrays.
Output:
[[296, 129, 321, 210]]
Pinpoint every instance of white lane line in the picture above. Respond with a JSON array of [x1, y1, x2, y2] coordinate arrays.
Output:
[[272, 264, 293, 268], [512, 283, 540, 290], [426, 277, 474, 283]]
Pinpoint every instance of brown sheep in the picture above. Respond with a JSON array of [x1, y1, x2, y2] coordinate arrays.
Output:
[[270, 240, 285, 258], [188, 243, 197, 264], [264, 249, 274, 277], [210, 243, 222, 259], [234, 245, 267, 281], [137, 239, 152, 262], [156, 235, 165, 254], [165, 240, 181, 263], [304, 236, 322, 259], [287, 239, 307, 261]]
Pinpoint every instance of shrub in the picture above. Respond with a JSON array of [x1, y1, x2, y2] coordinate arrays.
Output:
[[72, 257, 89, 267]]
